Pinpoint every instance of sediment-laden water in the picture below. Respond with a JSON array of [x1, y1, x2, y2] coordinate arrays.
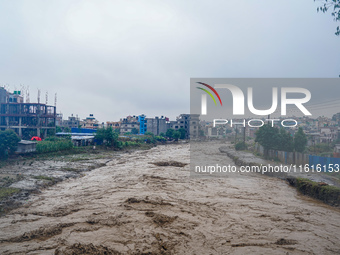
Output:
[[0, 143, 339, 254]]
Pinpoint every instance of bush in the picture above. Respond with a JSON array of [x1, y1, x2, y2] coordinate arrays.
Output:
[[235, 142, 247, 151], [0, 129, 21, 159]]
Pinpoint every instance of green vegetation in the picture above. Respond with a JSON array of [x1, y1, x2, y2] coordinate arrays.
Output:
[[255, 125, 307, 156], [178, 128, 186, 139], [56, 126, 71, 133], [143, 132, 166, 144], [165, 128, 175, 139], [292, 177, 340, 206], [255, 125, 281, 155], [308, 143, 335, 156], [315, 0, 340, 36], [0, 129, 21, 160], [0, 187, 20, 200], [279, 128, 294, 152], [124, 141, 140, 147], [235, 142, 247, 151], [61, 167, 81, 172], [165, 128, 186, 141], [131, 128, 139, 134], [32, 175, 54, 181], [173, 131, 181, 141], [95, 127, 120, 147], [294, 127, 307, 153], [36, 138, 73, 154]]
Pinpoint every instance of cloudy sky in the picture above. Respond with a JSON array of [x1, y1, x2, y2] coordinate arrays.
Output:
[[0, 0, 339, 122]]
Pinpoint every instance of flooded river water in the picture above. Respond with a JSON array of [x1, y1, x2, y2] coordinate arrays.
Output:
[[0, 143, 339, 254]]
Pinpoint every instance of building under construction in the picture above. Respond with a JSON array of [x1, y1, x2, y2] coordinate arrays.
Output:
[[0, 87, 56, 139]]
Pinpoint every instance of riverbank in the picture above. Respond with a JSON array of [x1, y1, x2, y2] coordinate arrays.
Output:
[[219, 145, 340, 207], [0, 144, 155, 215]]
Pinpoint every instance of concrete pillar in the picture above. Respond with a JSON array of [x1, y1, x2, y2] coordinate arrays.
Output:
[[18, 117, 22, 137]]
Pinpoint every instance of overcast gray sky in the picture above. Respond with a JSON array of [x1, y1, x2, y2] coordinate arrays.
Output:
[[0, 0, 339, 122]]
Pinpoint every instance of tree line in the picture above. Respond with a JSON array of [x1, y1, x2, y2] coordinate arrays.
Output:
[[255, 125, 307, 155]]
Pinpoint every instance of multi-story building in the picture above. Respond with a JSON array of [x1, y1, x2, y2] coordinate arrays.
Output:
[[0, 88, 56, 138], [106, 121, 121, 131], [56, 113, 63, 126], [120, 115, 140, 134], [145, 116, 169, 136], [138, 114, 147, 134], [64, 114, 81, 129], [82, 114, 99, 129], [170, 114, 200, 139]]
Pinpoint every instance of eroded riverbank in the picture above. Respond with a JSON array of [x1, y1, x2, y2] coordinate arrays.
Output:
[[0, 148, 131, 215], [0, 143, 339, 254]]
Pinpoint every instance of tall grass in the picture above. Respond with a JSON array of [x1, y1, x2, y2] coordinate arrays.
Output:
[[36, 139, 73, 153]]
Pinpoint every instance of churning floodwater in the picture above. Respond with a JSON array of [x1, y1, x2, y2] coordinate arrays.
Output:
[[0, 143, 339, 254]]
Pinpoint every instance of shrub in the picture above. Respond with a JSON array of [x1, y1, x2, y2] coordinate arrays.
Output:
[[235, 142, 247, 151]]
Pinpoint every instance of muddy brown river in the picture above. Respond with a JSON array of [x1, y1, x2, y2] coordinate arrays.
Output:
[[0, 143, 339, 254]]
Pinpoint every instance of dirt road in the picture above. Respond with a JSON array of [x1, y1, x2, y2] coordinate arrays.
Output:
[[0, 143, 339, 254]]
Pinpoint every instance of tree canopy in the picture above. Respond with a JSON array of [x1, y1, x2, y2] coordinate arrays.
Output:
[[316, 0, 340, 35], [95, 127, 119, 147], [0, 129, 21, 159], [255, 125, 307, 154], [255, 124, 281, 152], [294, 127, 308, 152]]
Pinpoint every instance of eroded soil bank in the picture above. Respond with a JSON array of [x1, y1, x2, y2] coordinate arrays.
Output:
[[0, 143, 340, 254], [0, 149, 126, 214]]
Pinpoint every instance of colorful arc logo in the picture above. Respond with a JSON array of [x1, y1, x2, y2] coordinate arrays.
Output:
[[196, 82, 223, 106]]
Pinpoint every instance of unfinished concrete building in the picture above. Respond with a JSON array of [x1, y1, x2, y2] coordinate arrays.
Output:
[[0, 87, 56, 139], [170, 114, 200, 139]]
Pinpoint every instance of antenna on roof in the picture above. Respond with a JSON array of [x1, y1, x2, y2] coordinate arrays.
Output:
[[26, 86, 30, 103], [37, 89, 41, 104], [45, 91, 48, 105], [54, 93, 57, 107], [20, 84, 25, 102]]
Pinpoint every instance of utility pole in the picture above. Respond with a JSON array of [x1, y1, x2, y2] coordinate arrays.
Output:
[[243, 126, 246, 144]]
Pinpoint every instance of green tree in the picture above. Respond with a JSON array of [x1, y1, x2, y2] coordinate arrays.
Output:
[[178, 128, 186, 139], [235, 141, 247, 151], [199, 129, 205, 137], [0, 129, 21, 159], [159, 132, 165, 137], [165, 128, 175, 139], [255, 124, 281, 156], [131, 128, 139, 134], [294, 127, 307, 152], [173, 131, 181, 141], [144, 131, 154, 136], [279, 128, 294, 152], [315, 0, 340, 36], [95, 127, 118, 147]]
